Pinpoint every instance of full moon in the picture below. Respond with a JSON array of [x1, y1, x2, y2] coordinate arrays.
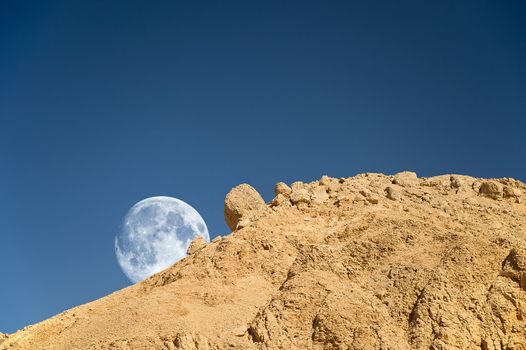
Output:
[[115, 196, 209, 283]]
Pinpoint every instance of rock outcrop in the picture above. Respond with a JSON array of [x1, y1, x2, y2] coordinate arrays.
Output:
[[187, 236, 207, 255], [224, 183, 269, 230], [2, 172, 526, 350]]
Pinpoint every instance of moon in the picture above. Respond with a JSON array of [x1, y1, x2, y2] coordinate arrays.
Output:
[[115, 196, 209, 283]]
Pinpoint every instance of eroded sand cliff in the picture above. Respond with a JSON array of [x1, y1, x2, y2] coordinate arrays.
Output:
[[2, 172, 526, 349]]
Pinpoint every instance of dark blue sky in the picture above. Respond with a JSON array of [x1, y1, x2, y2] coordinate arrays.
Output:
[[1, 0, 525, 333]]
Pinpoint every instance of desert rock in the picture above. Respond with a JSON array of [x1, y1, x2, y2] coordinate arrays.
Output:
[[290, 188, 310, 206], [385, 186, 401, 201], [224, 183, 268, 231], [187, 236, 207, 255], [274, 182, 292, 197], [479, 180, 504, 199], [392, 171, 418, 187], [310, 187, 329, 204], [2, 172, 526, 350]]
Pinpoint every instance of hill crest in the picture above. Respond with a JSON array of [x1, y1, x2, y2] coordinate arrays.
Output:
[[2, 172, 526, 350]]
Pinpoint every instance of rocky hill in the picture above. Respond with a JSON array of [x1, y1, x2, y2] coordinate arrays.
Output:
[[2, 172, 526, 349]]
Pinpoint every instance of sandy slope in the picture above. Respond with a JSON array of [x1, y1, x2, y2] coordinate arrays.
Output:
[[2, 172, 526, 349]]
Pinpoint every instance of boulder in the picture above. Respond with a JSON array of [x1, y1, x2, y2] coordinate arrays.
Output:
[[385, 186, 401, 201], [393, 171, 418, 187], [503, 186, 522, 200], [224, 184, 268, 231], [479, 181, 503, 199], [290, 188, 311, 206], [271, 193, 290, 207], [274, 182, 292, 197]]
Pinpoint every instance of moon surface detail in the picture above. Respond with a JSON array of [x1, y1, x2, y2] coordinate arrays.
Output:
[[115, 196, 209, 283]]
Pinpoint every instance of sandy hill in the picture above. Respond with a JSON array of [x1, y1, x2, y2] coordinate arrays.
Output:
[[2, 172, 526, 350]]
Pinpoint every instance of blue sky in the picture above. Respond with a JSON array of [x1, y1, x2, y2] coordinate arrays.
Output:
[[1, 0, 525, 333]]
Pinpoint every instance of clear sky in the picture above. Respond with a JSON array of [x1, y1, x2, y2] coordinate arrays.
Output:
[[1, 0, 525, 333]]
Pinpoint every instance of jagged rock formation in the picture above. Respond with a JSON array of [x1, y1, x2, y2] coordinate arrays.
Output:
[[2, 172, 526, 349]]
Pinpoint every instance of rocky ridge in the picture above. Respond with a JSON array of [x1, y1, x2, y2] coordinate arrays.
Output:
[[2, 172, 526, 349]]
